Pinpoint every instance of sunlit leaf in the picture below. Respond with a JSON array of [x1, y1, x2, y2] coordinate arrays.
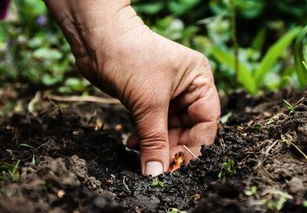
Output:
[[294, 26, 307, 87], [134, 2, 164, 15], [211, 45, 257, 94], [33, 48, 62, 60], [255, 28, 301, 86]]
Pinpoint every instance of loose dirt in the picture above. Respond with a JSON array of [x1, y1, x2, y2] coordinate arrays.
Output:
[[0, 89, 306, 213]]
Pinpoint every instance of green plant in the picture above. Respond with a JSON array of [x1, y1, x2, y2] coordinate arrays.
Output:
[[211, 28, 301, 94], [19, 143, 34, 149], [167, 208, 187, 213], [266, 195, 287, 211], [1, 0, 305, 94], [150, 178, 165, 187], [220, 112, 232, 124], [263, 189, 293, 212], [0, 0, 84, 93], [281, 135, 307, 161], [283, 99, 296, 113], [19, 143, 36, 166], [122, 176, 131, 193], [294, 25, 307, 87], [253, 123, 262, 133], [244, 186, 257, 196], [1, 160, 21, 182], [218, 159, 234, 182]]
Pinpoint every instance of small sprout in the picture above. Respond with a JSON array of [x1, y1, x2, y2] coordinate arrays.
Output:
[[266, 195, 287, 211], [218, 159, 234, 182], [190, 193, 201, 201], [244, 186, 257, 196], [31, 154, 36, 166], [11, 160, 20, 182], [150, 178, 165, 187], [281, 135, 307, 162], [19, 143, 34, 149], [19, 143, 36, 166], [283, 99, 295, 113], [168, 152, 185, 173], [221, 112, 232, 124], [167, 208, 186, 213], [253, 123, 262, 133], [263, 189, 292, 211], [6, 149, 15, 161], [1, 160, 21, 182], [122, 176, 131, 193], [57, 190, 65, 198]]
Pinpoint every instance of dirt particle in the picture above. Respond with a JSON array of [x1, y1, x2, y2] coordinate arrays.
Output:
[[287, 177, 305, 194]]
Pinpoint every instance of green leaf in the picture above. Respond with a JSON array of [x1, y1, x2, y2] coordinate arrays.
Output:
[[252, 28, 266, 52], [221, 112, 232, 124], [150, 178, 165, 187], [168, 0, 201, 16], [33, 48, 62, 60], [235, 0, 264, 18], [42, 74, 63, 86], [64, 78, 89, 92], [294, 26, 307, 87], [283, 99, 295, 112], [167, 208, 185, 213], [255, 28, 301, 86], [211, 45, 257, 94], [244, 186, 257, 196], [0, 24, 8, 43], [19, 143, 34, 149], [134, 2, 164, 15]]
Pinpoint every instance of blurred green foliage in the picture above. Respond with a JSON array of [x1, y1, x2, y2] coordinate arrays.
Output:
[[0, 0, 306, 94], [0, 0, 90, 94], [294, 26, 307, 87]]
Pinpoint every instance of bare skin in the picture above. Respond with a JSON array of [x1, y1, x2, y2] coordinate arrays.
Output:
[[44, 0, 221, 176]]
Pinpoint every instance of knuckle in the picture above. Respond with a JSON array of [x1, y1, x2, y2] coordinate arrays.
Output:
[[190, 51, 212, 76], [140, 136, 168, 151], [193, 51, 209, 66]]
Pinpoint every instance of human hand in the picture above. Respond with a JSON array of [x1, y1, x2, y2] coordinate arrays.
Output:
[[44, 0, 220, 176]]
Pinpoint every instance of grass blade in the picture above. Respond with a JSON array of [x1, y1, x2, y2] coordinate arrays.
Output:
[[255, 28, 301, 85], [252, 28, 266, 52], [211, 45, 257, 94], [294, 26, 307, 87]]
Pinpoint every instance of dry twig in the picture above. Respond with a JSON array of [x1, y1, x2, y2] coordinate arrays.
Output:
[[46, 95, 120, 105], [183, 145, 198, 159]]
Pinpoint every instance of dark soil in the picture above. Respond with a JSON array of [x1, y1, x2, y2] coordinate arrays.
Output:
[[0, 89, 306, 213]]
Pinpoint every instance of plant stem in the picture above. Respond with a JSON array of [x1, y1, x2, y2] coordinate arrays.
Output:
[[230, 0, 239, 80]]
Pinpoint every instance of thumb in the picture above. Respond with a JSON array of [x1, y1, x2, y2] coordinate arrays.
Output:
[[134, 106, 169, 176]]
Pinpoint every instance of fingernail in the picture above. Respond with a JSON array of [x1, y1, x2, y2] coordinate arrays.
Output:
[[145, 161, 163, 176]]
